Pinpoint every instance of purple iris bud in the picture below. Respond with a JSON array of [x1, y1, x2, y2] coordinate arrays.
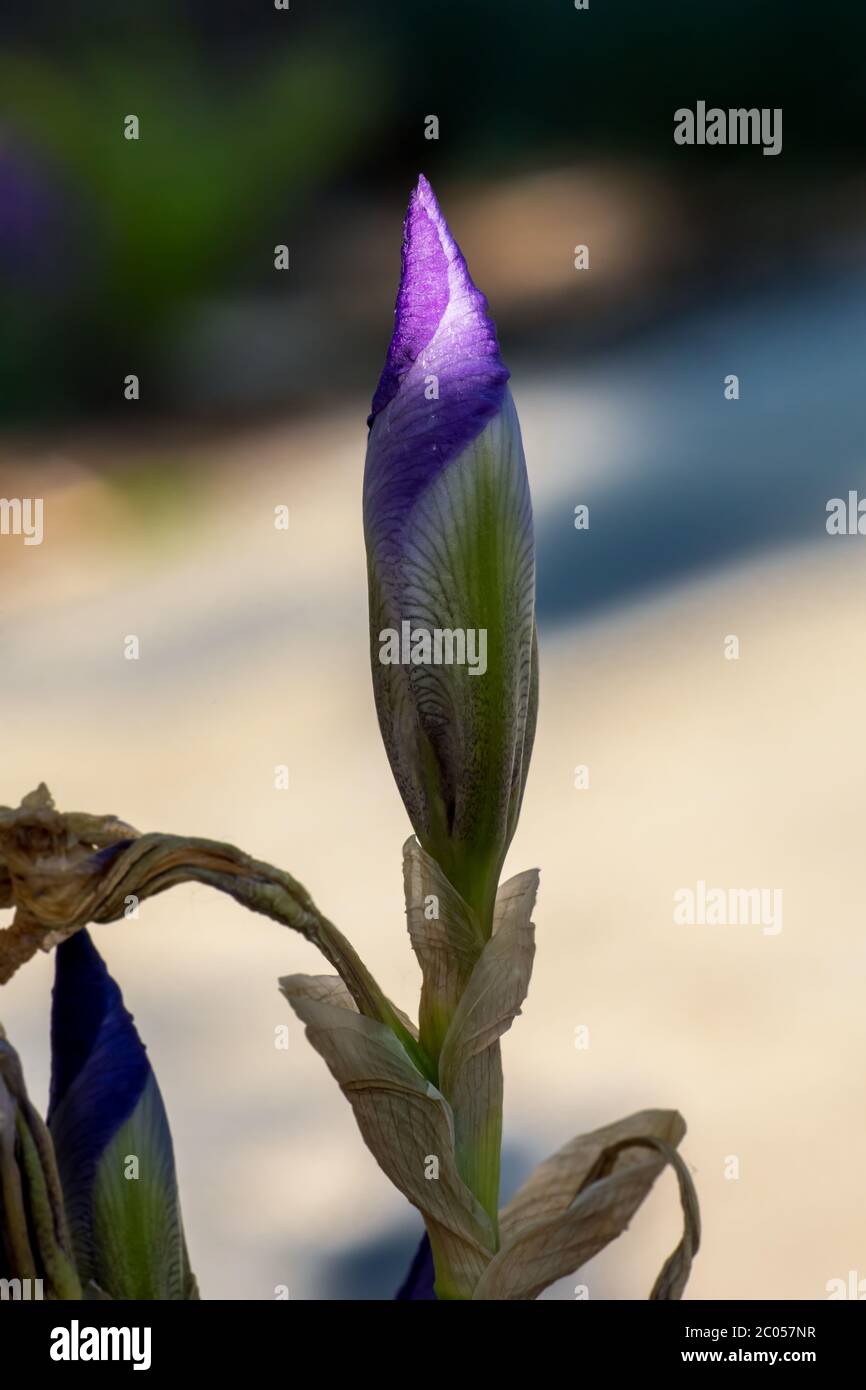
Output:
[[364, 176, 537, 938], [48, 930, 196, 1299], [366, 174, 510, 461]]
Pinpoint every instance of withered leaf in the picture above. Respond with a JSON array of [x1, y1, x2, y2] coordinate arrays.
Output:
[[280, 973, 495, 1299], [474, 1109, 690, 1300], [403, 836, 484, 1060]]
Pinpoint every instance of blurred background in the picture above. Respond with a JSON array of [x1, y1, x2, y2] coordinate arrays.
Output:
[[2, 0, 866, 1298]]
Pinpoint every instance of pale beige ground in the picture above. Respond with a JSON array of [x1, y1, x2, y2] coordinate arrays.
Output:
[[2, 400, 864, 1299]]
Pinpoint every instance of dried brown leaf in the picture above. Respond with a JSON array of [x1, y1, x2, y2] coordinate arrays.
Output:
[[280, 974, 495, 1299], [403, 836, 484, 1059], [474, 1109, 690, 1300]]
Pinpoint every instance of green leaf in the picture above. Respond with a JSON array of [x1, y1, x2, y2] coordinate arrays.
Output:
[[89, 1075, 195, 1300]]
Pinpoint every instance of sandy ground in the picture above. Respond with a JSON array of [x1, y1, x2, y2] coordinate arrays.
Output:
[[2, 399, 865, 1299]]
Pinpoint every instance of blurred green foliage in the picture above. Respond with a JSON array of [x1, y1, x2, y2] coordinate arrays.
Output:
[[1, 20, 385, 421], [1, 44, 376, 324]]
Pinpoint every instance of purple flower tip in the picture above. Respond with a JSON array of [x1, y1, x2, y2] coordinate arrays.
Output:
[[368, 174, 508, 429], [365, 175, 511, 548]]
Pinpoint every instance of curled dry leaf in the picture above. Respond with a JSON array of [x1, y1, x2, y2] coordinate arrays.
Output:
[[473, 1109, 692, 1301], [577, 1133, 701, 1300], [0, 788, 430, 1079], [0, 784, 138, 983]]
